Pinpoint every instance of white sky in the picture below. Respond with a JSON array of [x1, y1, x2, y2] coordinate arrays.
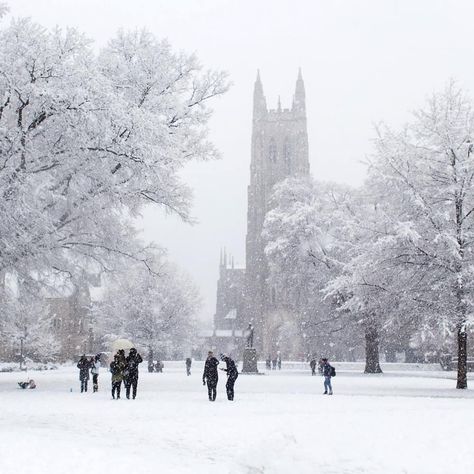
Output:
[[9, 0, 474, 325]]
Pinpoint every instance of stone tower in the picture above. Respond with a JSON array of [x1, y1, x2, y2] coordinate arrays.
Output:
[[212, 70, 310, 357], [245, 70, 310, 351]]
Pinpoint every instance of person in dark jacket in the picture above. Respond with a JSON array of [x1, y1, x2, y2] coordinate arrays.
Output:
[[202, 351, 219, 401], [77, 355, 91, 393], [185, 357, 192, 376], [124, 348, 143, 399], [321, 358, 334, 395], [220, 354, 238, 401], [310, 357, 317, 376], [110, 354, 125, 399]]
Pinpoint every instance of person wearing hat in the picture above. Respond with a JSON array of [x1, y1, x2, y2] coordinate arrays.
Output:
[[202, 351, 219, 401], [220, 354, 238, 401], [124, 347, 143, 399]]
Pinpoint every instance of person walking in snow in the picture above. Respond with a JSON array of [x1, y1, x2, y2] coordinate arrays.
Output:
[[185, 357, 192, 376], [124, 347, 143, 399], [310, 357, 317, 376], [321, 357, 334, 395], [91, 354, 101, 393], [220, 354, 238, 401], [77, 354, 91, 393], [202, 351, 219, 401], [110, 354, 125, 399]]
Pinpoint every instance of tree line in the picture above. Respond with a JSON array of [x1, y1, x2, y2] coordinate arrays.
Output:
[[263, 82, 474, 389], [0, 4, 227, 361]]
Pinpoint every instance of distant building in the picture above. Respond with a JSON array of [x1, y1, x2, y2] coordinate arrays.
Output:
[[212, 70, 310, 357], [47, 271, 101, 360]]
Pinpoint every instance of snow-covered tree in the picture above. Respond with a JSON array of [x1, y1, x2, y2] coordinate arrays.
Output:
[[1, 275, 61, 362], [263, 177, 363, 360], [364, 82, 474, 388], [0, 13, 227, 354], [94, 258, 200, 359], [0, 16, 228, 282]]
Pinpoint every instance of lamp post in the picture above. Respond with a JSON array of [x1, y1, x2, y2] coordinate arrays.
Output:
[[19, 336, 25, 371]]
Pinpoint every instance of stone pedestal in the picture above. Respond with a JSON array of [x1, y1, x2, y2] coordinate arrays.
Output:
[[242, 348, 258, 373]]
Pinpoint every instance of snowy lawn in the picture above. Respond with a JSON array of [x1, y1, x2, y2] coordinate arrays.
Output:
[[1, 362, 474, 474]]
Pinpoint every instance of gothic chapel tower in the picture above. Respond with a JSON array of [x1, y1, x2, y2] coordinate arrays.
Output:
[[245, 70, 310, 351]]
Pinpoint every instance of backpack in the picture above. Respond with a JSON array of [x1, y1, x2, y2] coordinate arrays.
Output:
[[330, 365, 336, 377]]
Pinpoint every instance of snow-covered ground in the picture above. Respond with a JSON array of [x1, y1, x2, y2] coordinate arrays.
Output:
[[1, 362, 473, 474]]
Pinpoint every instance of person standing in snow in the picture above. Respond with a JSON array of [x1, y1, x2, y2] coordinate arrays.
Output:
[[124, 347, 143, 399], [91, 354, 101, 393], [77, 354, 91, 393], [220, 354, 238, 401], [202, 351, 219, 401], [309, 357, 317, 376], [321, 358, 334, 395], [185, 357, 192, 376], [116, 349, 127, 367], [110, 354, 125, 399]]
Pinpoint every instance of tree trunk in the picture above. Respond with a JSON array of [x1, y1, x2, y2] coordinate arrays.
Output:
[[364, 322, 383, 374], [454, 270, 468, 389], [456, 325, 468, 389]]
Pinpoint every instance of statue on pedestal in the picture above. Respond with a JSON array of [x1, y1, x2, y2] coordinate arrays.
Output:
[[242, 323, 258, 373], [246, 323, 254, 349]]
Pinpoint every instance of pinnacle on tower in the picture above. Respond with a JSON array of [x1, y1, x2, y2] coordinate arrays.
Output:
[[293, 68, 306, 117], [253, 69, 267, 120]]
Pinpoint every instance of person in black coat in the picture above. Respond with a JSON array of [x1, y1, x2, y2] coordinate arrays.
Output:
[[77, 355, 91, 393], [124, 348, 143, 399], [185, 357, 192, 376], [321, 358, 334, 395], [202, 351, 219, 401], [220, 354, 238, 401], [110, 354, 125, 399], [309, 357, 317, 376]]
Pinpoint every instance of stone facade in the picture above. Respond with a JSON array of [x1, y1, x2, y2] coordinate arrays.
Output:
[[213, 70, 310, 357]]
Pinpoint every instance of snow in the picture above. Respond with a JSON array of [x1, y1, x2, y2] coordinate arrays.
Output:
[[1, 362, 474, 474]]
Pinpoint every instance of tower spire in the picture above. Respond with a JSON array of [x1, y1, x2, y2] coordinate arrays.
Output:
[[253, 69, 267, 120], [293, 68, 306, 117]]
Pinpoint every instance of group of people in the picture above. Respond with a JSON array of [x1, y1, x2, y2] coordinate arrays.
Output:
[[109, 348, 143, 399], [202, 351, 238, 401], [265, 353, 282, 370], [77, 350, 334, 400], [77, 348, 144, 399], [77, 354, 101, 393], [147, 360, 164, 373]]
